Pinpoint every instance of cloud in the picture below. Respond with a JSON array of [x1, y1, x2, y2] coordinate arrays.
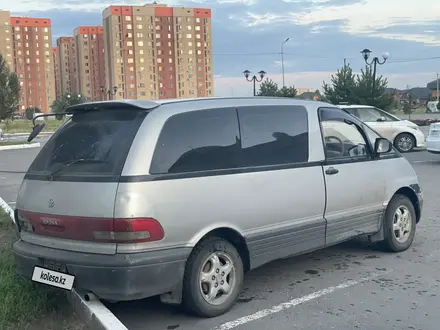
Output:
[[290, 0, 440, 45], [230, 0, 440, 45], [273, 60, 295, 68], [6, 0, 439, 91]]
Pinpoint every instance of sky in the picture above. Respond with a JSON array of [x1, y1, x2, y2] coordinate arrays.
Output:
[[3, 0, 440, 97]]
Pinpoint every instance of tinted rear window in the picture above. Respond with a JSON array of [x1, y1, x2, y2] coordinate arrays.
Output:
[[28, 109, 146, 177], [238, 105, 308, 166], [150, 107, 240, 174], [150, 105, 309, 175]]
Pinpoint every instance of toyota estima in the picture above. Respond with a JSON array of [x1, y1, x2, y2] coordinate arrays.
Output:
[[14, 98, 423, 317]]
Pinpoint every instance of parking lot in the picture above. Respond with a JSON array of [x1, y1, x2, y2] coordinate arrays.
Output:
[[1, 143, 440, 330]]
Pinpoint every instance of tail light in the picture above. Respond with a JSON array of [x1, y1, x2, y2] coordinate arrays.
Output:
[[93, 218, 165, 243], [17, 210, 164, 244]]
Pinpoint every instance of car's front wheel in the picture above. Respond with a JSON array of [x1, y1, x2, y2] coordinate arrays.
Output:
[[381, 194, 416, 252], [182, 237, 244, 317], [394, 133, 415, 152]]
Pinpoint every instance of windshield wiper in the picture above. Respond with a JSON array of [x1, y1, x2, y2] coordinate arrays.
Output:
[[47, 159, 108, 180]]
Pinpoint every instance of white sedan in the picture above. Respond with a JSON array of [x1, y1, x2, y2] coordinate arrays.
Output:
[[339, 105, 425, 153]]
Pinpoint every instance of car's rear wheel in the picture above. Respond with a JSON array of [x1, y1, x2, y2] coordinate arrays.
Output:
[[381, 194, 416, 252], [394, 133, 415, 152], [182, 237, 244, 317]]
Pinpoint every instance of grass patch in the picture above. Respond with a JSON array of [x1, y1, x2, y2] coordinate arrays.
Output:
[[0, 119, 65, 134], [0, 140, 32, 147], [0, 210, 75, 330]]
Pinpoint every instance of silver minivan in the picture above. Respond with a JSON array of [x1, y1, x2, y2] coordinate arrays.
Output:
[[13, 97, 423, 317]]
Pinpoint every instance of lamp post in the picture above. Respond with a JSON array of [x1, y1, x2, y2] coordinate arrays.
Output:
[[243, 70, 266, 96], [100, 86, 118, 100], [360, 49, 389, 101], [281, 38, 289, 88]]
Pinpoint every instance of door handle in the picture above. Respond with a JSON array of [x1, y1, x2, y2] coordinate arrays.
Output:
[[325, 167, 339, 175]]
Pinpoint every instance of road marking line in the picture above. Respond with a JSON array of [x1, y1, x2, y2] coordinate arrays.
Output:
[[412, 160, 438, 163], [212, 270, 391, 330]]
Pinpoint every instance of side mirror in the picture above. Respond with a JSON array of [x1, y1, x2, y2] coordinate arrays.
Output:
[[27, 123, 46, 142], [377, 116, 386, 122], [374, 137, 392, 154]]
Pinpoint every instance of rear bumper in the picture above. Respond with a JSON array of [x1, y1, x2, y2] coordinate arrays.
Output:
[[426, 137, 440, 153], [13, 239, 191, 301]]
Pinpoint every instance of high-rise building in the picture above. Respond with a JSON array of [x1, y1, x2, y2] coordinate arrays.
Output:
[[0, 11, 14, 71], [73, 26, 106, 101], [8, 15, 56, 113], [52, 47, 61, 99], [102, 3, 213, 100], [56, 36, 76, 96]]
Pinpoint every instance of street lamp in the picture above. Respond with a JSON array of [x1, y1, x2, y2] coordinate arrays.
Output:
[[360, 49, 389, 101], [243, 70, 266, 96], [281, 38, 290, 88], [66, 94, 81, 99], [100, 86, 118, 100]]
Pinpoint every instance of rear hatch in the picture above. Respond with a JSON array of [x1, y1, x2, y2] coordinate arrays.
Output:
[[16, 105, 148, 254]]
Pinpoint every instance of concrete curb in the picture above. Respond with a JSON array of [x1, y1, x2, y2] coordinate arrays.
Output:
[[68, 290, 129, 330], [0, 142, 40, 151], [4, 132, 54, 136], [0, 195, 126, 330], [0, 195, 14, 223]]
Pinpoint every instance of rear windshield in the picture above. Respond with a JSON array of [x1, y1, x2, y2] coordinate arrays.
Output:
[[28, 109, 146, 178]]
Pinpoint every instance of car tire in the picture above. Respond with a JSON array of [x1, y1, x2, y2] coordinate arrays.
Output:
[[381, 194, 416, 252], [394, 133, 415, 153], [182, 237, 244, 318]]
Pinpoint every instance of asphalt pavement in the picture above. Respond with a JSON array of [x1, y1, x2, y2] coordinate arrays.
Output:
[[1, 142, 440, 330]]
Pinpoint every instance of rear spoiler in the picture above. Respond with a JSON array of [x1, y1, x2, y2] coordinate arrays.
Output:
[[28, 101, 160, 142]]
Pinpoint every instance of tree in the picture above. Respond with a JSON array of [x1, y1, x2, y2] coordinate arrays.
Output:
[[323, 64, 395, 111], [257, 78, 297, 98], [354, 66, 394, 111], [277, 86, 297, 98], [314, 90, 323, 101], [51, 93, 88, 120], [0, 55, 20, 120], [257, 78, 279, 96], [322, 64, 357, 105], [25, 107, 41, 120], [402, 93, 416, 115]]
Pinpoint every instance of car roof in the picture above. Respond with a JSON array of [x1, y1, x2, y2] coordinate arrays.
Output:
[[66, 97, 334, 113], [338, 104, 375, 109]]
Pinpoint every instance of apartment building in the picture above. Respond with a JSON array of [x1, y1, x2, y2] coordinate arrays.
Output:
[[73, 26, 105, 101], [102, 3, 213, 100], [0, 11, 14, 71], [52, 47, 61, 99], [56, 36, 76, 95], [8, 15, 56, 113]]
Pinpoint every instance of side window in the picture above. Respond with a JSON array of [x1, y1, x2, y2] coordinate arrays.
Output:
[[363, 124, 396, 154], [238, 105, 308, 167], [344, 108, 360, 119], [375, 108, 399, 121], [150, 108, 240, 174], [320, 108, 370, 160], [357, 108, 383, 122], [363, 124, 382, 146]]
